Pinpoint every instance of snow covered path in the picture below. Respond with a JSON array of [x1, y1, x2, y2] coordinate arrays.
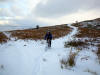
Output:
[[0, 24, 100, 75], [31, 24, 78, 75]]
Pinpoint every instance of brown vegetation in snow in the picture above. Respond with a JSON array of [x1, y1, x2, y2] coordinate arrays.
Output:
[[10, 24, 72, 40], [76, 27, 100, 38], [0, 32, 9, 43], [0, 24, 72, 43], [64, 40, 88, 48]]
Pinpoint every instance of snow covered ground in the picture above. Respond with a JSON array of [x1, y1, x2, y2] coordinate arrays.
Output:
[[0, 24, 100, 75]]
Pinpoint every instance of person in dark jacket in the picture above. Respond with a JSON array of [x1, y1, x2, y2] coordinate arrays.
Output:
[[44, 31, 52, 47]]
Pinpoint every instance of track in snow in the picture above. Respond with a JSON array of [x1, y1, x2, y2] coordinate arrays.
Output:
[[33, 24, 78, 75]]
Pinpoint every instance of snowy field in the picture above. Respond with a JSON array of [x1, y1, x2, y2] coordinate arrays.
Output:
[[0, 24, 100, 75]]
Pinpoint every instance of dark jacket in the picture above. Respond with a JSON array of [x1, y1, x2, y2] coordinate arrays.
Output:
[[45, 32, 52, 40]]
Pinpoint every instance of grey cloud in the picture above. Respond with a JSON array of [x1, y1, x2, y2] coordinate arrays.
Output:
[[11, 18, 47, 26], [0, 0, 8, 2], [0, 0, 12, 2], [0, 17, 48, 26], [34, 0, 100, 18], [0, 8, 14, 17], [0, 0, 48, 26], [0, 1, 27, 17]]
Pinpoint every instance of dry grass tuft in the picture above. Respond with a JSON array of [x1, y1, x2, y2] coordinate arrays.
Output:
[[60, 50, 79, 69], [64, 40, 87, 48], [0, 32, 9, 44], [97, 44, 100, 55]]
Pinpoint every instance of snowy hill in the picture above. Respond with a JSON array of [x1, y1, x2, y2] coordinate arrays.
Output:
[[73, 18, 100, 29], [0, 18, 100, 75]]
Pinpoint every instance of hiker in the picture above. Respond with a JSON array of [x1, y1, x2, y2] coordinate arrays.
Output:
[[44, 31, 53, 47]]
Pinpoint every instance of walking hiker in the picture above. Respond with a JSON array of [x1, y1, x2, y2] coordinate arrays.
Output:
[[44, 31, 53, 47]]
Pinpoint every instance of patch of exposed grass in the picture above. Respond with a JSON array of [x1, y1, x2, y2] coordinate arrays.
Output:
[[76, 27, 100, 38], [64, 40, 87, 48], [0, 32, 9, 44]]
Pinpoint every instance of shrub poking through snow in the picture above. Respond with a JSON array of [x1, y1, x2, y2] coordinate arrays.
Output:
[[0, 32, 9, 44], [97, 45, 100, 55], [97, 44, 100, 63], [67, 53, 76, 67], [60, 50, 79, 69], [64, 40, 87, 48]]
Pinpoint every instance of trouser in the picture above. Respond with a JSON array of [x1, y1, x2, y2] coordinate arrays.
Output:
[[47, 39, 51, 47]]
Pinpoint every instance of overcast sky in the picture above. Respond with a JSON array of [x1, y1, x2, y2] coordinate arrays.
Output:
[[0, 0, 100, 26]]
